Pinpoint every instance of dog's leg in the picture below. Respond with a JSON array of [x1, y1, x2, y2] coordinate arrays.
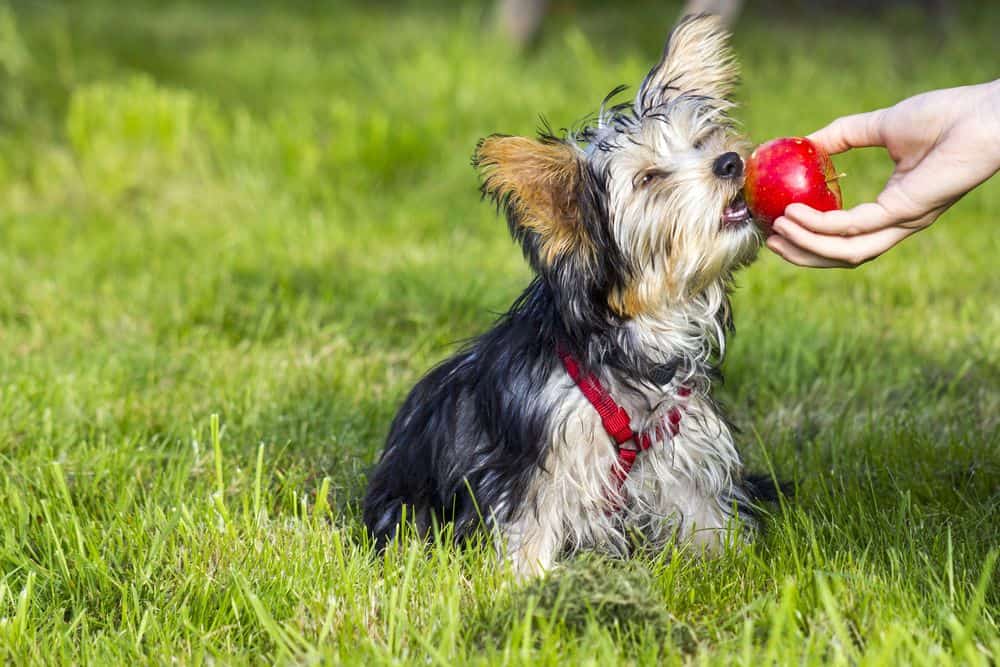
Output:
[[501, 510, 564, 579], [627, 474, 740, 554], [682, 474, 780, 551], [628, 394, 756, 554], [673, 480, 752, 553], [501, 434, 630, 576]]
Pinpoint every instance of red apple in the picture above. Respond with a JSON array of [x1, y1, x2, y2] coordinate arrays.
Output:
[[743, 137, 842, 228]]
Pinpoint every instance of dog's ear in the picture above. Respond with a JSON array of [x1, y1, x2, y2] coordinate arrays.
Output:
[[636, 14, 737, 113], [474, 134, 591, 268]]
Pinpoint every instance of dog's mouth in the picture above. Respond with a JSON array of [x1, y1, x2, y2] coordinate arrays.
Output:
[[721, 193, 752, 229]]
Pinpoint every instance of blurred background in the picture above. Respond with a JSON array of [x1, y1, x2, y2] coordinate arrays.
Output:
[[0, 0, 997, 502], [0, 0, 996, 506]]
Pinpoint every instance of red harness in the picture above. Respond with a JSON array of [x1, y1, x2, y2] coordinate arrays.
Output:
[[557, 348, 689, 498]]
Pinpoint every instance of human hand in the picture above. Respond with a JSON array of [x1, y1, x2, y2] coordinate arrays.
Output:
[[766, 79, 1000, 268]]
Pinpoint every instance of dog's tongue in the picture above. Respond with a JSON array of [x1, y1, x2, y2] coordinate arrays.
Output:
[[722, 200, 750, 226]]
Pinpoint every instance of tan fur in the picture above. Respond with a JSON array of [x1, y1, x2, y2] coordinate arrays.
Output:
[[476, 136, 592, 266], [607, 285, 649, 319]]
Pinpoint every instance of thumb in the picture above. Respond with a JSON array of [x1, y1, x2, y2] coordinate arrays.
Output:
[[807, 109, 887, 155]]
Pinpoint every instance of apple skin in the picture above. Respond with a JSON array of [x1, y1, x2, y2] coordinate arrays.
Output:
[[744, 137, 842, 228]]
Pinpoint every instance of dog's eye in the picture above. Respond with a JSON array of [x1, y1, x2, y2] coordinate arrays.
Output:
[[634, 169, 669, 189]]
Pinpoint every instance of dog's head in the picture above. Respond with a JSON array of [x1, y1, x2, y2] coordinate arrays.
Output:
[[475, 16, 759, 322]]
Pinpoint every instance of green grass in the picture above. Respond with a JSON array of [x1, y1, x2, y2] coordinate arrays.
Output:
[[0, 0, 997, 663]]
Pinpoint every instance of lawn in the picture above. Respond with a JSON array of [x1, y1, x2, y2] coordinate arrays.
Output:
[[0, 0, 997, 663]]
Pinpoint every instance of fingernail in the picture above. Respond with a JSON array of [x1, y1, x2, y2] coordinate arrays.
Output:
[[772, 217, 788, 235]]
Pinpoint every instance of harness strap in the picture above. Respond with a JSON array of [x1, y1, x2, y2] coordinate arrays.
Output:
[[557, 346, 688, 502], [558, 349, 634, 445]]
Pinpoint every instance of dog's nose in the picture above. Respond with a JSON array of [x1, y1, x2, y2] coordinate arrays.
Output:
[[712, 152, 743, 180]]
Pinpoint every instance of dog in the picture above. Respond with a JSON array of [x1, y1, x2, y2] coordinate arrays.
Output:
[[363, 15, 771, 577]]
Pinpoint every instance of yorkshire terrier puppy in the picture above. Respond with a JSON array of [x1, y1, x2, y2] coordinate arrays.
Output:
[[364, 15, 771, 577]]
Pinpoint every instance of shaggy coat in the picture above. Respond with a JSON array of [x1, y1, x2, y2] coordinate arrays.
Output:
[[363, 15, 772, 577]]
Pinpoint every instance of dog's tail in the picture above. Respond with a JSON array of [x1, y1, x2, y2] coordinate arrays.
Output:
[[733, 473, 791, 528], [743, 473, 791, 505]]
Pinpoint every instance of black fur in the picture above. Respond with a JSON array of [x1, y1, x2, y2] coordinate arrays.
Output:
[[364, 135, 635, 546], [363, 16, 774, 552], [365, 126, 636, 547], [364, 132, 710, 547], [363, 279, 566, 547], [362, 127, 747, 547], [731, 474, 789, 524], [472, 131, 631, 355]]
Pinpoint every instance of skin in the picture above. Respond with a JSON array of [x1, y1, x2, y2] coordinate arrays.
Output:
[[766, 79, 1000, 268]]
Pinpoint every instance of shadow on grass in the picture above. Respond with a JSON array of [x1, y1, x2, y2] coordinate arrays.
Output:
[[229, 311, 997, 606]]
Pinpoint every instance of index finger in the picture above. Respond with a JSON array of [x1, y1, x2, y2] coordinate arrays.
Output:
[[806, 109, 887, 155]]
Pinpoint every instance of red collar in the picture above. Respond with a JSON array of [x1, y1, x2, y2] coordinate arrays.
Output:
[[557, 347, 689, 498]]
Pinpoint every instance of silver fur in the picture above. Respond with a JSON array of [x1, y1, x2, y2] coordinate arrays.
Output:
[[503, 17, 762, 577]]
